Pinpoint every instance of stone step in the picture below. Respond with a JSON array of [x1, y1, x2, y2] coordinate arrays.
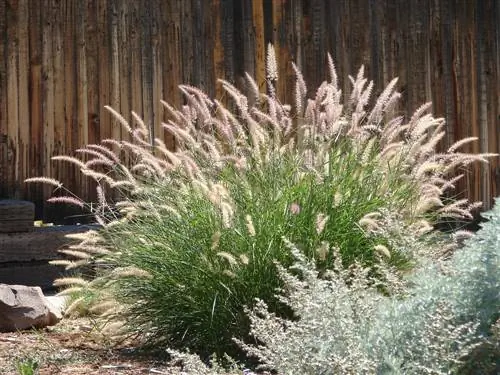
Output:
[[0, 225, 98, 290]]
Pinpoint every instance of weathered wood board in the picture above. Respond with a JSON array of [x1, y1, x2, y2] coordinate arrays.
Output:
[[0, 224, 97, 290], [0, 0, 498, 216]]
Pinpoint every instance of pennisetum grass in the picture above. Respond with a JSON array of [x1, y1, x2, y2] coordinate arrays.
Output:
[[26, 44, 497, 364]]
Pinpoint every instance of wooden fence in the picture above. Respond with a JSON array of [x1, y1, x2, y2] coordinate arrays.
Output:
[[0, 0, 499, 221]]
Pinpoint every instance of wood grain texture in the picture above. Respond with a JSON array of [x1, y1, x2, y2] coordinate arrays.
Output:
[[0, 1, 7, 198], [0, 225, 90, 262], [0, 0, 497, 219]]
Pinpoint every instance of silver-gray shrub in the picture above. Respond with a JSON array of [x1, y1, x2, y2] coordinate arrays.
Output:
[[236, 199, 500, 374]]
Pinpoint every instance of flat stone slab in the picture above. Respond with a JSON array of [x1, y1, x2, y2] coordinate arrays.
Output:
[[0, 225, 96, 263], [0, 200, 35, 233], [0, 224, 98, 290], [0, 262, 66, 291]]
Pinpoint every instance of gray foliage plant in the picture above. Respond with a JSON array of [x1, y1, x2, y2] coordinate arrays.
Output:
[[234, 199, 500, 374]]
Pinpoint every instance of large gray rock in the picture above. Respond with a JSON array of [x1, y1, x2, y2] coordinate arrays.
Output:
[[0, 284, 62, 332]]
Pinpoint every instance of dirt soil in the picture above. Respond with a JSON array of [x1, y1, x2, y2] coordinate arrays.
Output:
[[0, 317, 175, 375]]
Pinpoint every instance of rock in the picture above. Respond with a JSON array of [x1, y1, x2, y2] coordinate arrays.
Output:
[[45, 294, 68, 320], [0, 284, 63, 332]]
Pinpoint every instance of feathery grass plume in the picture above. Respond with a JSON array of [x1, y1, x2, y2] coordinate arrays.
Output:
[[58, 249, 93, 259], [292, 62, 307, 116], [109, 266, 152, 279], [47, 196, 85, 208], [104, 105, 132, 133], [85, 144, 121, 163], [244, 72, 260, 105], [24, 177, 62, 188], [266, 43, 278, 82], [51, 155, 87, 169], [65, 229, 101, 241], [373, 244, 391, 259], [84, 158, 115, 169], [245, 214, 256, 237], [49, 259, 75, 268], [64, 296, 86, 316], [53, 277, 89, 287], [211, 231, 221, 250], [216, 252, 239, 267], [55, 286, 83, 296], [75, 148, 115, 165], [315, 213, 329, 234]]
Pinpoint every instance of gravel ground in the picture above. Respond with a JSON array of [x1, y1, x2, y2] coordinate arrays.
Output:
[[0, 317, 174, 374]]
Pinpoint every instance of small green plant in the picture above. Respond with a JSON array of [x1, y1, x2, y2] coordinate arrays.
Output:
[[14, 357, 39, 375]]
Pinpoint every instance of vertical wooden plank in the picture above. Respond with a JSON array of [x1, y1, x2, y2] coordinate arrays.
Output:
[[109, 0, 121, 143], [378, 1, 389, 85], [429, 0, 444, 119], [325, 0, 340, 76], [192, 0, 203, 88], [396, 1, 409, 114], [86, 0, 99, 146], [369, 0, 381, 86], [180, 0, 193, 85], [129, 0, 143, 135], [484, 0, 499, 205], [450, 3, 469, 200], [41, 0, 54, 198], [212, 0, 225, 100], [278, 1, 293, 103], [76, 0, 88, 199], [309, 0, 325, 91], [163, 0, 181, 149], [494, 0, 500, 199], [117, 0, 130, 142], [202, 0, 215, 97], [348, 0, 370, 74], [97, 0, 110, 142], [151, 0, 163, 141], [6, 0, 20, 197], [271, 0, 282, 96], [28, 0, 43, 212], [0, 0, 7, 198], [337, 0, 351, 99], [439, 0, 457, 148], [252, 0, 265, 91], [233, 1, 246, 89], [221, 0, 235, 84], [241, 0, 255, 81], [52, 0, 65, 186], [0, 1, 6, 198], [406, 0, 431, 111], [63, 1, 77, 201], [384, 0, 400, 88], [17, 0, 29, 199], [476, 0, 490, 208], [141, 1, 153, 139], [466, 2, 480, 203]]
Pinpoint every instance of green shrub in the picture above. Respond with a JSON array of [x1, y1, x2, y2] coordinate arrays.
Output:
[[26, 45, 495, 361]]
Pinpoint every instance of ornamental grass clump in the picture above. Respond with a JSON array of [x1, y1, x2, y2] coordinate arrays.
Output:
[[26, 45, 496, 360]]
